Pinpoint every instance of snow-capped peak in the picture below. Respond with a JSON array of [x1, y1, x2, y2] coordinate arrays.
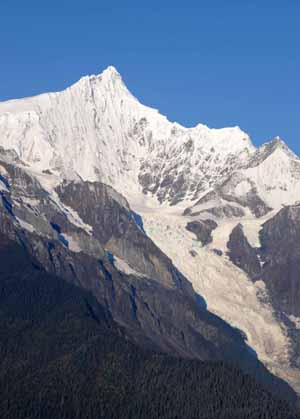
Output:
[[102, 65, 121, 78], [266, 136, 297, 158], [0, 65, 298, 210], [79, 65, 124, 88]]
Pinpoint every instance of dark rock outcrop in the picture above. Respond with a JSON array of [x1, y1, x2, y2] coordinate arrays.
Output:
[[227, 224, 261, 279], [186, 219, 218, 246], [259, 205, 300, 316]]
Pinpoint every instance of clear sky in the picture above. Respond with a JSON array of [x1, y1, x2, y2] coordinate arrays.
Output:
[[0, 1, 299, 153]]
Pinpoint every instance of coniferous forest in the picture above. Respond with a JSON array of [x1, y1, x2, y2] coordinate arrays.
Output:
[[0, 235, 299, 419]]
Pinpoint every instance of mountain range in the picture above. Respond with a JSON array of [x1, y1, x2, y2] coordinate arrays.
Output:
[[1, 66, 300, 412]]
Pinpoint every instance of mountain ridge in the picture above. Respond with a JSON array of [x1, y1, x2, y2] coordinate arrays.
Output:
[[0, 66, 298, 211]]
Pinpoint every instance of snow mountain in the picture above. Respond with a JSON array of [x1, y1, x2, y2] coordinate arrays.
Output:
[[1, 66, 299, 211], [1, 66, 300, 396]]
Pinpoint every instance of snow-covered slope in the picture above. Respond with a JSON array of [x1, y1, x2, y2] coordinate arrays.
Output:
[[0, 66, 255, 205], [1, 66, 299, 211], [137, 204, 300, 392], [1, 66, 300, 393]]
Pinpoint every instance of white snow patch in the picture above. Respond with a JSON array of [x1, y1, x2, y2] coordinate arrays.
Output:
[[114, 255, 147, 278], [18, 218, 35, 233], [62, 234, 82, 253], [234, 179, 252, 195], [240, 211, 278, 248], [209, 220, 239, 253]]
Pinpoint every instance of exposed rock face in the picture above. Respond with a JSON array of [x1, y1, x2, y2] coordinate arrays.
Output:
[[202, 204, 245, 219], [0, 156, 269, 370], [184, 173, 272, 219], [224, 207, 300, 375], [227, 224, 261, 279], [56, 181, 189, 291], [259, 205, 300, 317], [227, 204, 300, 318], [220, 177, 273, 218], [186, 219, 218, 246]]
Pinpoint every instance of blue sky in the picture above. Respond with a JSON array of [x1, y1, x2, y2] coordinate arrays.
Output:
[[0, 1, 299, 153]]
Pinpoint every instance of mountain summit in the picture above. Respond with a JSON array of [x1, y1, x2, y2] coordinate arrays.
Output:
[[0, 66, 299, 210]]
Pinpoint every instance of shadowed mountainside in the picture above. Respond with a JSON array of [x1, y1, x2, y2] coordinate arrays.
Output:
[[0, 234, 299, 419]]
